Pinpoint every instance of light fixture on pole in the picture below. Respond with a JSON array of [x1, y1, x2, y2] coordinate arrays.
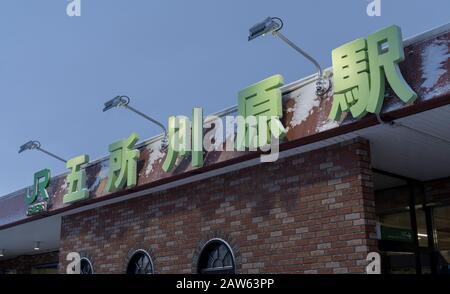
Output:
[[248, 17, 331, 96], [34, 241, 40, 251], [103, 95, 168, 149], [0, 249, 4, 257], [18, 141, 67, 163]]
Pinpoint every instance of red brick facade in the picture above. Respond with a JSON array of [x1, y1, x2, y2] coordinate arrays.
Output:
[[57, 137, 378, 274]]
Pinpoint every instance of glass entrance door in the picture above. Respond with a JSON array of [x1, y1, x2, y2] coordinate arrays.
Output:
[[431, 206, 450, 273], [374, 172, 435, 274]]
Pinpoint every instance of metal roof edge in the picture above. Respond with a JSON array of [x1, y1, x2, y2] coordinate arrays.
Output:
[[403, 22, 450, 46]]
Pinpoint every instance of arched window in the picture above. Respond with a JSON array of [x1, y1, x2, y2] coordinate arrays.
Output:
[[126, 249, 154, 274], [197, 239, 235, 274], [80, 257, 94, 274]]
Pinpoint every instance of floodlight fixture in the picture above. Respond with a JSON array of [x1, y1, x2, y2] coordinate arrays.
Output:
[[103, 95, 168, 148], [18, 140, 67, 163], [19, 140, 39, 154], [103, 95, 127, 112], [34, 241, 40, 251], [0, 249, 4, 257], [248, 17, 331, 96], [248, 17, 281, 41]]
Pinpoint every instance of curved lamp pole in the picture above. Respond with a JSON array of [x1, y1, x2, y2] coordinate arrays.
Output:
[[248, 17, 331, 96], [103, 95, 168, 149], [18, 140, 67, 163]]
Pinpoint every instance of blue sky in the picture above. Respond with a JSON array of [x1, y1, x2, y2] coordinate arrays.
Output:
[[0, 0, 448, 196]]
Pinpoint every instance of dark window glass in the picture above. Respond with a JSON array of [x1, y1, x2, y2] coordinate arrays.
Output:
[[31, 263, 58, 274], [198, 240, 235, 274], [80, 258, 93, 274], [433, 206, 450, 274], [376, 186, 413, 243], [126, 250, 153, 274], [382, 252, 416, 274]]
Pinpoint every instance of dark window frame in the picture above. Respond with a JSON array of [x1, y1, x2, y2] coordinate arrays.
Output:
[[197, 238, 236, 274], [126, 249, 154, 274], [80, 257, 94, 274]]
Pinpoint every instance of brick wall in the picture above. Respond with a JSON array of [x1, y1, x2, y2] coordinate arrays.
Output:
[[0, 251, 59, 274], [58, 137, 377, 274]]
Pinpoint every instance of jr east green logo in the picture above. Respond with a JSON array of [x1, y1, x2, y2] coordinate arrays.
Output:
[[25, 169, 51, 216]]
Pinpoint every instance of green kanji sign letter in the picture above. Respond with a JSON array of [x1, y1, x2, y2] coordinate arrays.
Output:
[[63, 154, 89, 204], [191, 107, 204, 169], [162, 107, 204, 172], [237, 74, 286, 150], [105, 133, 140, 193], [330, 25, 417, 121]]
